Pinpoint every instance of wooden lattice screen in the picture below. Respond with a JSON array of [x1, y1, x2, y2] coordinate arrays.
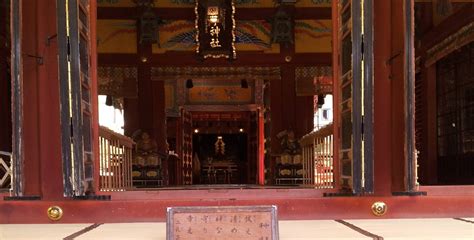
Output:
[[58, 0, 95, 196]]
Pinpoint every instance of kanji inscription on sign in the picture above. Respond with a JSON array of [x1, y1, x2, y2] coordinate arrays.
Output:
[[167, 205, 278, 240]]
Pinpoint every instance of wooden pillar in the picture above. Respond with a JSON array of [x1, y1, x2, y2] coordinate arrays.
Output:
[[137, 29, 166, 153], [21, 0, 42, 197], [390, 0, 409, 192], [373, 0, 393, 195], [35, 0, 63, 199], [331, 0, 340, 189], [270, 76, 283, 154], [294, 96, 314, 137], [257, 110, 263, 185], [90, 0, 100, 194], [280, 60, 296, 134], [137, 48, 153, 136], [123, 98, 140, 137], [152, 80, 167, 152], [279, 6, 298, 137]]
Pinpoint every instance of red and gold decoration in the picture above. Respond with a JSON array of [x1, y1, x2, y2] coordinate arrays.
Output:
[[214, 136, 226, 156], [195, 0, 236, 59]]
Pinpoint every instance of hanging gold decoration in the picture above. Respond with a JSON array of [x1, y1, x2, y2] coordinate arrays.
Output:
[[214, 136, 226, 155]]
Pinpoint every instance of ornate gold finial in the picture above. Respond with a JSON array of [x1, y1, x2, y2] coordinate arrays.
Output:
[[47, 206, 63, 221], [371, 202, 387, 216]]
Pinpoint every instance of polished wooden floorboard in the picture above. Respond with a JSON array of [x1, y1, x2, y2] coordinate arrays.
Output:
[[1, 218, 473, 240]]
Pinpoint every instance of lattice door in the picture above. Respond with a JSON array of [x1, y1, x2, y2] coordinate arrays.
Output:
[[335, 0, 373, 194], [57, 0, 95, 196], [248, 111, 258, 184], [181, 109, 193, 185]]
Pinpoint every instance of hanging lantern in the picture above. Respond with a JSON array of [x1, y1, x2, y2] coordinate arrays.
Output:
[[195, 0, 236, 59], [271, 7, 294, 46], [135, 0, 160, 45]]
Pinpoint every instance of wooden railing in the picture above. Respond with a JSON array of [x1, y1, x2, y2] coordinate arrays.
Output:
[[300, 123, 334, 188], [99, 126, 134, 191], [0, 151, 11, 191]]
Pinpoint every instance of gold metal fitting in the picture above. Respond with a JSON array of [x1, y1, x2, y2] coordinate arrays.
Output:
[[47, 206, 63, 221], [284, 55, 292, 62], [371, 201, 387, 216]]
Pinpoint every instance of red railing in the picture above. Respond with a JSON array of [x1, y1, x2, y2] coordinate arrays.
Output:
[[300, 124, 334, 188], [99, 126, 134, 191]]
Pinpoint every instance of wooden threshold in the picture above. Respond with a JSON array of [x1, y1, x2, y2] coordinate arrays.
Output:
[[0, 195, 472, 223]]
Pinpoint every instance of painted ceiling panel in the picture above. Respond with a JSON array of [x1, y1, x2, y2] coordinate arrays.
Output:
[[151, 20, 281, 53], [295, 20, 332, 53], [97, 19, 332, 54], [97, 20, 137, 53]]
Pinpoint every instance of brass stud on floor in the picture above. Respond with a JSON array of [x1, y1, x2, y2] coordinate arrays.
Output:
[[47, 206, 63, 221], [371, 201, 387, 216]]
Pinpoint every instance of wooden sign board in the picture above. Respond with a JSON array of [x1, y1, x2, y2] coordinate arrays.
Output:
[[167, 205, 279, 240]]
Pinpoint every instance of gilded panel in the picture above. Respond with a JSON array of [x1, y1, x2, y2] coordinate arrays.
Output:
[[186, 79, 254, 105]]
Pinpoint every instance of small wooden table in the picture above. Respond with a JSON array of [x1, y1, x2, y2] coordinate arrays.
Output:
[[202, 161, 238, 184]]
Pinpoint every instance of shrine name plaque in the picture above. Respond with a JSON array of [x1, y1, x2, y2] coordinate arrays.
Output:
[[166, 205, 279, 240]]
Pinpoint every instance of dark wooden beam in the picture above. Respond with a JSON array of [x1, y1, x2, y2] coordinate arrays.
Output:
[[98, 7, 332, 20], [419, 3, 474, 53], [99, 52, 332, 66]]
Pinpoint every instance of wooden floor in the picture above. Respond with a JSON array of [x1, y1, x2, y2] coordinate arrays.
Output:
[[1, 218, 472, 239]]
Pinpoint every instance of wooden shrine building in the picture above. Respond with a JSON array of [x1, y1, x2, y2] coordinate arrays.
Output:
[[0, 0, 473, 223]]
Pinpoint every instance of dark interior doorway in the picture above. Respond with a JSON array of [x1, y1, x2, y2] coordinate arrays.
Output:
[[192, 133, 248, 185], [435, 42, 474, 185], [0, 0, 12, 191], [0, 0, 11, 153]]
